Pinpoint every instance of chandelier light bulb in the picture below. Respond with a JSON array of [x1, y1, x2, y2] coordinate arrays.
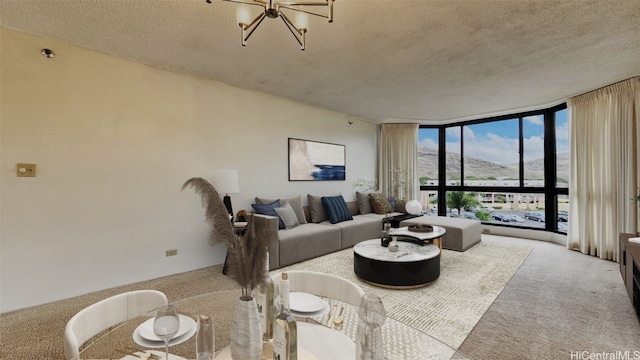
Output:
[[237, 6, 250, 25], [296, 12, 308, 30]]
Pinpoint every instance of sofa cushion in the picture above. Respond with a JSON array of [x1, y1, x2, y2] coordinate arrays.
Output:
[[321, 195, 353, 224], [251, 200, 284, 229], [395, 199, 407, 213], [277, 223, 341, 267], [326, 215, 383, 248], [387, 196, 397, 211], [307, 193, 338, 223], [274, 203, 300, 229], [369, 193, 393, 214], [255, 195, 307, 224], [356, 191, 373, 214]]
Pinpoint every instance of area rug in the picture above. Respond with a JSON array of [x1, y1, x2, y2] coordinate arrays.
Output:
[[278, 239, 532, 349]]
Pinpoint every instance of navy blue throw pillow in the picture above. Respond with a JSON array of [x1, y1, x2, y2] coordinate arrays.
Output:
[[251, 200, 285, 229], [321, 195, 353, 224]]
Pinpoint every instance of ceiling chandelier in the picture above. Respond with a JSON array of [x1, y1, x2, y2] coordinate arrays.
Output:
[[206, 0, 335, 50]]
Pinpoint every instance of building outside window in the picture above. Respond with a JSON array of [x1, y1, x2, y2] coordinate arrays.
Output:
[[418, 104, 568, 234]]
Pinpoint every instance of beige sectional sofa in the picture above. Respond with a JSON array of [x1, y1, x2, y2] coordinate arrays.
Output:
[[252, 193, 482, 269]]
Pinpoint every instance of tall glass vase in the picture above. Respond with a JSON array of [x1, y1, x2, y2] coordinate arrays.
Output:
[[230, 295, 262, 360]]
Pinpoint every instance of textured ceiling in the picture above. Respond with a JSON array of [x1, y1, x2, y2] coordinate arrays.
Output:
[[2, 0, 639, 124]]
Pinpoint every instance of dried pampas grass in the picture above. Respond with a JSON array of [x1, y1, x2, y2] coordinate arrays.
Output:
[[182, 177, 276, 297]]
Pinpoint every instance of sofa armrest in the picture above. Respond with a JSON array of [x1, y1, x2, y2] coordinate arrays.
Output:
[[251, 213, 279, 231], [251, 214, 281, 269]]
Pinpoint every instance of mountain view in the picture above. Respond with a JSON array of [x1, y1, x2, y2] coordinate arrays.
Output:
[[417, 147, 570, 183]]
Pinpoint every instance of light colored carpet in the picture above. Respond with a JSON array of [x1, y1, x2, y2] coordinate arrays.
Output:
[[1, 238, 530, 359], [279, 240, 532, 349], [459, 235, 640, 360]]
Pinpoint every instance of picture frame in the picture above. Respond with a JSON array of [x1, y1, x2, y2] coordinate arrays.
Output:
[[288, 138, 346, 181]]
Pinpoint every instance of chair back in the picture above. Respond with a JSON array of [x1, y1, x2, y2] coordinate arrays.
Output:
[[272, 270, 365, 306], [63, 289, 168, 360]]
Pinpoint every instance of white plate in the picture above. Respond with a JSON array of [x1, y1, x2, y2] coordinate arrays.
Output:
[[289, 292, 325, 313], [133, 315, 197, 348], [291, 300, 331, 318]]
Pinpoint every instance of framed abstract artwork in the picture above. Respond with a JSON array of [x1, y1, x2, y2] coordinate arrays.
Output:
[[288, 138, 346, 181]]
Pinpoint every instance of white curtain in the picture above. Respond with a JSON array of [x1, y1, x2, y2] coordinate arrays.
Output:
[[380, 123, 419, 201], [567, 77, 640, 261]]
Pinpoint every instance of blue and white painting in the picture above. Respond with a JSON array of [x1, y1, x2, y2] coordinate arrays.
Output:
[[289, 138, 345, 181]]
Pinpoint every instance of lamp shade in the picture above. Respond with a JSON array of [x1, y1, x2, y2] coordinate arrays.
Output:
[[405, 200, 422, 216], [212, 169, 240, 194]]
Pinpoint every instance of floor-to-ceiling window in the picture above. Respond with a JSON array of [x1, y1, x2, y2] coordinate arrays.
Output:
[[418, 104, 569, 234]]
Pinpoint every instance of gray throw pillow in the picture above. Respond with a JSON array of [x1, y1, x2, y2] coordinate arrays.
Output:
[[274, 203, 300, 229], [307, 194, 327, 223], [255, 195, 307, 224], [356, 191, 373, 214]]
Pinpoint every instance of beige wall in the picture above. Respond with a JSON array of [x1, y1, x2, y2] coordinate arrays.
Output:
[[0, 28, 378, 312]]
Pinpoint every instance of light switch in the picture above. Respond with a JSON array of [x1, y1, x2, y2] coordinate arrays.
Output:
[[17, 163, 36, 177]]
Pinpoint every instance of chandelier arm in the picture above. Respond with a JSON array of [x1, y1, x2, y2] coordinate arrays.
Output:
[[276, 1, 331, 6], [279, 11, 304, 36], [278, 5, 332, 21], [244, 11, 267, 30], [279, 13, 306, 50], [242, 12, 267, 44], [220, 0, 267, 7]]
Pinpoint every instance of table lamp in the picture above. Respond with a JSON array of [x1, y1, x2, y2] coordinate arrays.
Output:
[[213, 169, 240, 221]]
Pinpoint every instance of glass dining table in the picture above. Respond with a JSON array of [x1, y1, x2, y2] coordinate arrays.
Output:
[[78, 289, 469, 360]]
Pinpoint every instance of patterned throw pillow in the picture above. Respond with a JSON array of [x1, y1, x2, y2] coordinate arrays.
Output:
[[369, 193, 393, 214], [274, 202, 300, 229], [251, 200, 285, 229], [321, 195, 353, 224]]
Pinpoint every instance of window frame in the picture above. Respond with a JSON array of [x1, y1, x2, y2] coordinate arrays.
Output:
[[419, 103, 568, 233]]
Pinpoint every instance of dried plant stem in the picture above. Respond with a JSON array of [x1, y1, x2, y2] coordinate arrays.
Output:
[[182, 177, 276, 295]]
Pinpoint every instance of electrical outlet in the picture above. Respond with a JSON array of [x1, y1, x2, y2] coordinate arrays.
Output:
[[166, 249, 178, 257], [482, 228, 491, 234]]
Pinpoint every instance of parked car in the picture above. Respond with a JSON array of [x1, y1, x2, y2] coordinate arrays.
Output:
[[461, 213, 478, 220], [481, 206, 496, 214], [507, 214, 525, 223], [492, 214, 511, 222], [557, 210, 569, 222], [525, 211, 545, 222]]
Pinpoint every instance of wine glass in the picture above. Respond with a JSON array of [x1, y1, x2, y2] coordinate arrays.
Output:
[[153, 304, 180, 360]]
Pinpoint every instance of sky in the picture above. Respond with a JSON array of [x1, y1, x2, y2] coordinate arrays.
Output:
[[418, 109, 569, 165]]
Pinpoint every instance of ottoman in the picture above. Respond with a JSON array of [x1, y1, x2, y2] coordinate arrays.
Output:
[[400, 216, 481, 251]]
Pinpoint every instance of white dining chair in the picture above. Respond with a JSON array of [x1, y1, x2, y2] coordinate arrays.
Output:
[[271, 270, 365, 306], [63, 289, 168, 360]]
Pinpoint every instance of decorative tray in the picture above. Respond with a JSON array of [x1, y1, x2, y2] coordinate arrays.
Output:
[[408, 224, 433, 233]]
